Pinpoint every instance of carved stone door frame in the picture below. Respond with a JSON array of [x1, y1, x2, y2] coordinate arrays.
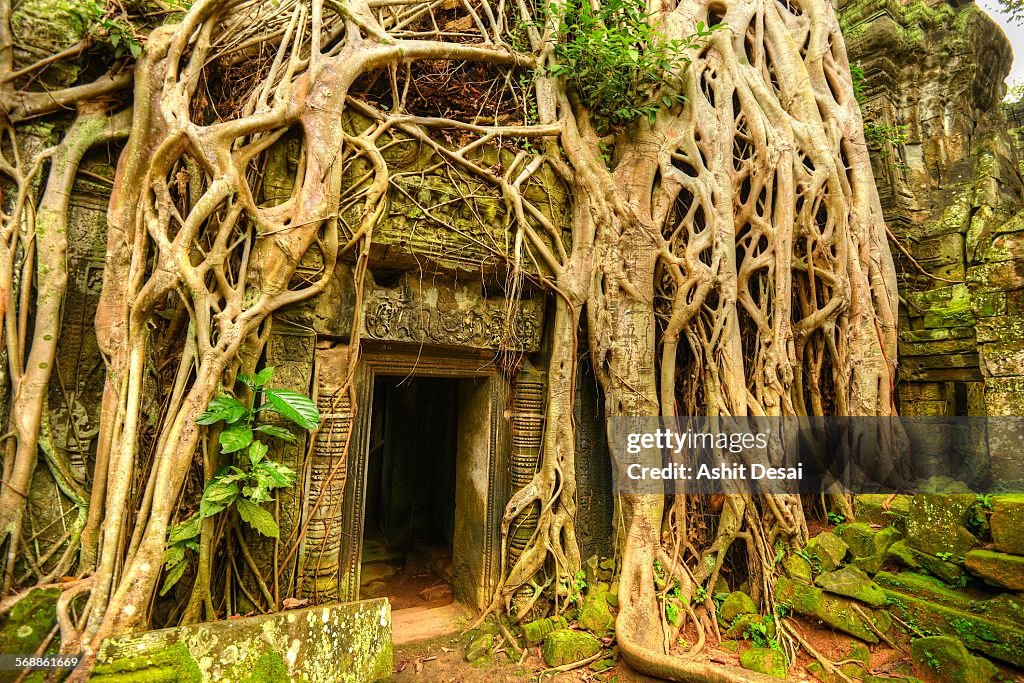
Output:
[[338, 342, 511, 610]]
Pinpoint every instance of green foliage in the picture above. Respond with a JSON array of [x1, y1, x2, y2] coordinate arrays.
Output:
[[863, 120, 907, 153], [565, 569, 588, 605], [827, 512, 846, 526], [545, 0, 722, 129], [936, 551, 954, 561], [75, 0, 144, 59], [849, 62, 866, 105], [161, 368, 319, 595]]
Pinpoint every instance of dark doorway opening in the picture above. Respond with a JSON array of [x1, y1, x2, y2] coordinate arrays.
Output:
[[360, 376, 458, 610]]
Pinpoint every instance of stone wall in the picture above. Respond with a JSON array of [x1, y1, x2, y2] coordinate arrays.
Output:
[[838, 0, 1024, 481]]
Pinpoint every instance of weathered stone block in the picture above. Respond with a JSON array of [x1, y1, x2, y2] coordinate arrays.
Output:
[[739, 648, 788, 679], [883, 588, 1024, 667], [540, 629, 601, 667], [92, 599, 392, 683], [990, 494, 1024, 554], [806, 531, 849, 571], [854, 494, 910, 529], [521, 614, 569, 646], [578, 589, 615, 636], [905, 493, 978, 560], [776, 577, 889, 643], [814, 566, 887, 607], [783, 553, 812, 583], [0, 587, 59, 664], [719, 591, 757, 624], [965, 549, 1024, 591], [836, 523, 902, 574], [876, 570, 1024, 627], [885, 540, 967, 585], [968, 260, 1024, 292], [910, 636, 997, 683]]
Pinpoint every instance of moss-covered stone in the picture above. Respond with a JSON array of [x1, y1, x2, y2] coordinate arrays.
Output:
[[836, 523, 902, 574], [910, 636, 997, 683], [0, 587, 60, 663], [540, 629, 601, 667], [806, 531, 849, 571], [91, 642, 203, 683], [782, 553, 812, 583], [464, 633, 494, 663], [876, 570, 1024, 626], [724, 613, 776, 640], [739, 648, 787, 678], [854, 494, 911, 530], [578, 589, 615, 635], [521, 614, 568, 646], [988, 493, 1024, 554], [814, 566, 887, 607], [243, 652, 290, 683], [776, 577, 889, 643], [883, 588, 1024, 667], [93, 598, 391, 682], [719, 591, 757, 624], [905, 492, 979, 560], [964, 549, 1024, 591], [886, 540, 968, 585]]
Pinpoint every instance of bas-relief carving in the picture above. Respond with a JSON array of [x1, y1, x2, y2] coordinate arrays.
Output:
[[362, 276, 544, 352]]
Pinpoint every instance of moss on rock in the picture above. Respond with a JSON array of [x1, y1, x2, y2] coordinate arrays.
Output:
[[814, 566, 887, 607], [540, 629, 601, 667], [910, 636, 996, 683], [964, 549, 1024, 591], [739, 648, 787, 678], [719, 591, 757, 624]]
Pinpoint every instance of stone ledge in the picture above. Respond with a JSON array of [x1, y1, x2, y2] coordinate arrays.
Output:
[[92, 598, 392, 683]]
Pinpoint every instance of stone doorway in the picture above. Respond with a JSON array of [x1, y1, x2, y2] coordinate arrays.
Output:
[[360, 376, 459, 610], [338, 345, 511, 614]]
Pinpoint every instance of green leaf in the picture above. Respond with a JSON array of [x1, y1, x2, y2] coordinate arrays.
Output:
[[129, 41, 141, 59], [219, 423, 254, 453], [199, 477, 239, 518], [255, 425, 297, 443], [262, 389, 319, 431], [197, 396, 248, 425], [248, 440, 268, 465], [252, 367, 274, 387], [160, 558, 188, 596], [164, 544, 187, 569], [256, 460, 297, 489], [236, 498, 280, 538], [168, 514, 201, 543]]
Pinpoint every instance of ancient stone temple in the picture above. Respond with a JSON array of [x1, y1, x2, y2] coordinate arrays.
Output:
[[838, 0, 1024, 482], [65, 113, 614, 620]]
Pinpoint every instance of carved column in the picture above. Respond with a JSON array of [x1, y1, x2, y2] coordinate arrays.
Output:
[[508, 361, 546, 560], [299, 341, 354, 602]]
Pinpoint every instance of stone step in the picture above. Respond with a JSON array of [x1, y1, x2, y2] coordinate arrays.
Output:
[[91, 598, 392, 682], [964, 549, 1024, 591], [882, 587, 1024, 668], [875, 570, 1024, 627]]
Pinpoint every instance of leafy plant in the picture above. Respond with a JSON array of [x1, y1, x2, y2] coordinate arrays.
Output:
[[863, 120, 907, 155], [850, 62, 866, 105], [566, 569, 588, 605], [75, 0, 144, 59], [545, 0, 722, 129], [161, 368, 319, 595], [936, 551, 954, 562], [827, 512, 845, 526]]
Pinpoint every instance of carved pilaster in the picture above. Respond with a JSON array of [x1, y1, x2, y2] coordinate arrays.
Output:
[[298, 342, 354, 601], [508, 362, 546, 560]]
